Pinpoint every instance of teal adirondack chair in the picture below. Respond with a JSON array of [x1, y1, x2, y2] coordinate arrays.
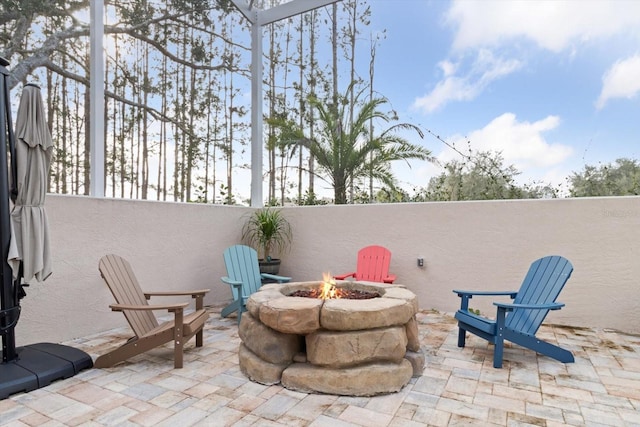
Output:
[[221, 245, 290, 324], [453, 255, 574, 368]]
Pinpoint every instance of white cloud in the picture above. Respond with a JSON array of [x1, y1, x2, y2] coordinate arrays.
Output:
[[468, 113, 572, 169], [431, 113, 572, 183], [596, 54, 640, 109], [446, 0, 640, 52], [413, 1, 640, 115], [439, 60, 457, 77], [412, 50, 521, 113]]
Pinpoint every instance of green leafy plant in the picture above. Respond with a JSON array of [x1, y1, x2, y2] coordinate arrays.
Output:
[[241, 208, 292, 261]]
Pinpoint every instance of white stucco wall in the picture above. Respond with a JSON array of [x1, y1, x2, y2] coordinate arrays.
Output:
[[14, 195, 252, 346], [283, 198, 640, 335], [13, 195, 640, 346]]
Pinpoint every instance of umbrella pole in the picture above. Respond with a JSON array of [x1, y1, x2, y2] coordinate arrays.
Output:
[[0, 56, 18, 364]]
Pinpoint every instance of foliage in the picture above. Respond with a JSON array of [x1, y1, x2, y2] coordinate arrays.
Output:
[[241, 208, 292, 260], [1, 0, 227, 89], [569, 158, 640, 197], [296, 190, 328, 206], [269, 84, 433, 204], [350, 186, 412, 203], [374, 187, 413, 203], [416, 151, 558, 201], [2, 0, 248, 201], [2, 0, 387, 204]]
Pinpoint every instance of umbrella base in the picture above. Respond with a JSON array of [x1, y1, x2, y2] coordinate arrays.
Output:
[[0, 343, 93, 399]]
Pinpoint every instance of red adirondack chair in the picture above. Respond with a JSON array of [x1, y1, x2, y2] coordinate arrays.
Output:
[[334, 245, 396, 284]]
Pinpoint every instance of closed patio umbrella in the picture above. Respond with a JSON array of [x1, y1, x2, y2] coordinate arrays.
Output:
[[1, 77, 91, 399], [8, 83, 52, 285]]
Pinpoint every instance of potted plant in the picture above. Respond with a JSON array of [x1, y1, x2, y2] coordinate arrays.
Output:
[[241, 207, 292, 275]]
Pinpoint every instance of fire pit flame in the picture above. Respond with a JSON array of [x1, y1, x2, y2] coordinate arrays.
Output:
[[287, 274, 381, 300], [319, 272, 341, 299]]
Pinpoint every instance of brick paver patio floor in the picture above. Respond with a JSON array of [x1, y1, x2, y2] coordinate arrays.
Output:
[[2, 306, 639, 426]]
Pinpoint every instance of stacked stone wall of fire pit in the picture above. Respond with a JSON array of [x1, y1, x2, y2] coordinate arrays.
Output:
[[238, 281, 425, 396]]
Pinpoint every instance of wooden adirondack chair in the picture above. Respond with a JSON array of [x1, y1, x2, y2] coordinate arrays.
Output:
[[335, 245, 396, 284], [95, 254, 210, 369], [453, 255, 574, 368], [221, 245, 291, 324]]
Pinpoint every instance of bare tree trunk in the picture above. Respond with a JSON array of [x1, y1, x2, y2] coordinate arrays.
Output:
[[49, 70, 60, 192], [119, 101, 126, 199], [368, 35, 376, 202], [223, 17, 235, 205], [267, 22, 275, 203], [227, 96, 234, 205], [158, 48, 168, 201], [331, 2, 339, 108], [61, 64, 69, 194], [279, 19, 292, 206], [210, 74, 222, 204], [203, 69, 212, 203], [308, 10, 317, 195], [141, 45, 149, 200], [186, 52, 196, 202], [46, 68, 55, 192], [72, 80, 82, 194], [173, 35, 185, 201], [331, 3, 341, 204], [348, 0, 357, 203], [110, 38, 118, 198], [131, 44, 140, 199], [297, 15, 304, 203]]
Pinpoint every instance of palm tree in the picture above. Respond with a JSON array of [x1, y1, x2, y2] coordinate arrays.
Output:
[[270, 85, 433, 204]]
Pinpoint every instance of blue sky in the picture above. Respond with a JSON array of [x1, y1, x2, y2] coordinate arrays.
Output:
[[361, 0, 640, 195]]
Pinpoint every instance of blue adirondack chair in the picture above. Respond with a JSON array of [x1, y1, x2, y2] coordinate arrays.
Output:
[[221, 245, 290, 324], [453, 255, 574, 368]]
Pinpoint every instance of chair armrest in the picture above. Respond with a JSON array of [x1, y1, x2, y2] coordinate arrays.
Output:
[[453, 290, 518, 298], [453, 289, 518, 311], [334, 272, 355, 280], [494, 301, 565, 311], [261, 273, 291, 283], [221, 277, 243, 289], [144, 289, 210, 299], [383, 274, 397, 284], [109, 302, 188, 312]]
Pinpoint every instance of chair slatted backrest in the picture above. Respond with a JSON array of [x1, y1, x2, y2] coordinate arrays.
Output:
[[506, 255, 573, 336], [356, 245, 392, 282], [223, 245, 263, 300], [99, 254, 159, 337]]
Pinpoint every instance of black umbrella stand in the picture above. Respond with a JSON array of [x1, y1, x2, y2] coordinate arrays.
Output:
[[0, 57, 92, 400]]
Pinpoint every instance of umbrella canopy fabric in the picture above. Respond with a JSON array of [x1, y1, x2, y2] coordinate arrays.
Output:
[[8, 84, 53, 284]]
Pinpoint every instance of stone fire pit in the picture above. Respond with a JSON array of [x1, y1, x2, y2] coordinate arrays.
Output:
[[237, 281, 425, 396]]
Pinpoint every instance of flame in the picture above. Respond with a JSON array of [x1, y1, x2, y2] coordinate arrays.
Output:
[[319, 272, 341, 299]]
